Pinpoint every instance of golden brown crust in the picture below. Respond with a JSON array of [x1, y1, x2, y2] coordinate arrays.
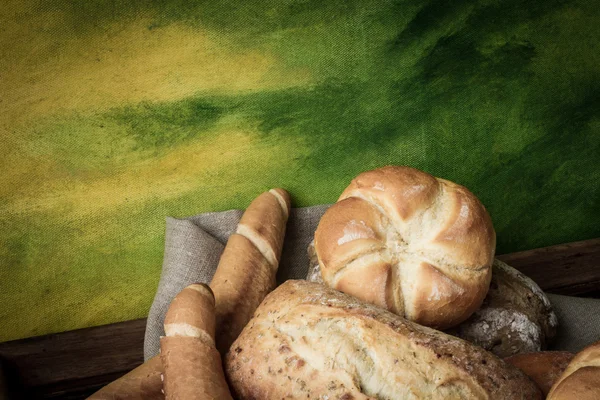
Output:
[[547, 340, 600, 399], [237, 188, 290, 266], [210, 233, 276, 354], [163, 283, 215, 344], [161, 337, 232, 400], [339, 165, 439, 220], [160, 284, 232, 399], [225, 280, 541, 400], [88, 356, 164, 400], [335, 258, 392, 311], [210, 188, 290, 355], [315, 166, 495, 329], [548, 367, 600, 400], [505, 351, 574, 396]]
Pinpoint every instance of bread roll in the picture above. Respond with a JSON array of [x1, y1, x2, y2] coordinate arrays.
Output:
[[448, 259, 558, 357], [225, 280, 541, 399], [160, 284, 232, 400], [314, 166, 496, 329], [547, 340, 600, 400], [505, 351, 574, 395]]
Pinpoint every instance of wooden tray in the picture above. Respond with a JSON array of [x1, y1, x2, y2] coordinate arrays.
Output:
[[1, 238, 599, 399]]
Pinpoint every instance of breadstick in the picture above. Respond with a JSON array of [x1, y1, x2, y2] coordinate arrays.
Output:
[[160, 283, 232, 400], [88, 188, 290, 399]]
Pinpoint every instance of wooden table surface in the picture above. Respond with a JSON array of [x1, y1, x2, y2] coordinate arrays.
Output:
[[1, 238, 599, 399]]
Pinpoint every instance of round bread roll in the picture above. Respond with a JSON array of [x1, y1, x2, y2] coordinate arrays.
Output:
[[314, 166, 496, 329], [547, 340, 600, 400], [448, 259, 558, 357], [505, 351, 574, 396]]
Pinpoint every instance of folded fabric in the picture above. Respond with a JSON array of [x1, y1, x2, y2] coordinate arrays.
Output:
[[144, 205, 600, 360]]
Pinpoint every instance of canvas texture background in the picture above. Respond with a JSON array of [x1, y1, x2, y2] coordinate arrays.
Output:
[[1, 0, 599, 341]]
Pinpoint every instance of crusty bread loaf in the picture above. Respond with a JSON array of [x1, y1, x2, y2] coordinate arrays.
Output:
[[211, 188, 291, 354], [505, 351, 574, 396], [547, 340, 600, 400], [448, 259, 558, 357], [225, 280, 541, 400], [160, 284, 232, 400], [314, 166, 496, 329]]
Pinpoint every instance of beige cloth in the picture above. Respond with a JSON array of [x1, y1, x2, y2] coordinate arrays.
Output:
[[144, 205, 600, 360]]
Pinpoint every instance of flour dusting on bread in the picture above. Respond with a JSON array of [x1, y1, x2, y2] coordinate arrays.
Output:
[[457, 308, 541, 354]]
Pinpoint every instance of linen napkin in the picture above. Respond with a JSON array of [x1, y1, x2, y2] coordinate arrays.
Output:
[[144, 205, 600, 360]]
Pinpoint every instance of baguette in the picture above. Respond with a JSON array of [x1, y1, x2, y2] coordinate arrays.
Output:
[[226, 280, 541, 399], [547, 340, 600, 399], [211, 188, 291, 354], [88, 188, 291, 399], [505, 351, 574, 395], [160, 284, 232, 399]]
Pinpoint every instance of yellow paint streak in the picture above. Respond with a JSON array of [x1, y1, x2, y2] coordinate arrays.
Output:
[[1, 125, 296, 219], [0, 3, 310, 126], [0, 0, 311, 213]]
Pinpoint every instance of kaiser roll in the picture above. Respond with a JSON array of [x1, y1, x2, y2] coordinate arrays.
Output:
[[314, 166, 496, 329]]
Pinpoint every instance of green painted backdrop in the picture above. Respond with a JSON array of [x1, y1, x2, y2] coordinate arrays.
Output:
[[1, 0, 599, 342]]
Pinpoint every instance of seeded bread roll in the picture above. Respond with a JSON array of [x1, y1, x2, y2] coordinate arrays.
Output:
[[505, 351, 574, 396], [314, 166, 496, 329], [226, 280, 541, 400], [547, 340, 600, 400], [448, 259, 558, 357], [160, 284, 232, 400]]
